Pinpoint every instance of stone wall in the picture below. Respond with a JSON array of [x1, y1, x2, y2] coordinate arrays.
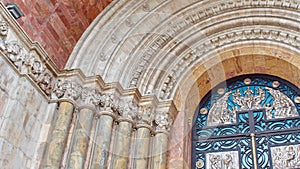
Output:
[[0, 53, 56, 168]]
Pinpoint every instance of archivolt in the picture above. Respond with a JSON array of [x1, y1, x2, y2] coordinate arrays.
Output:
[[67, 0, 300, 103]]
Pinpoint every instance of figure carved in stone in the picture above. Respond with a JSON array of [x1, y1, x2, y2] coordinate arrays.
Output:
[[99, 93, 115, 111], [6, 41, 28, 71], [137, 105, 153, 125], [120, 99, 138, 120], [25, 54, 44, 78], [37, 69, 53, 95], [0, 20, 8, 51], [81, 88, 101, 106], [53, 79, 82, 100], [154, 112, 171, 130]]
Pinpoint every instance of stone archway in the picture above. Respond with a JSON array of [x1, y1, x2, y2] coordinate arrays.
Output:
[[169, 45, 300, 169]]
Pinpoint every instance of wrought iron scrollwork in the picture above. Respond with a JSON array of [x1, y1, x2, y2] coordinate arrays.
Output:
[[192, 74, 300, 169]]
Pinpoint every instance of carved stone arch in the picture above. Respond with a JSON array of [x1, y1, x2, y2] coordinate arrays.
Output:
[[66, 0, 300, 96], [167, 45, 300, 168]]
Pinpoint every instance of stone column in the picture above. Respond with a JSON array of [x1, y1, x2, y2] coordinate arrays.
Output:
[[132, 105, 153, 169], [68, 107, 94, 169], [43, 101, 74, 169], [91, 111, 115, 169], [110, 99, 138, 169], [151, 112, 172, 169], [132, 127, 152, 169], [152, 132, 169, 169]]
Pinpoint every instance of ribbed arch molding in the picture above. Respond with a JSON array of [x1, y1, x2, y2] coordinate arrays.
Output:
[[67, 0, 300, 102]]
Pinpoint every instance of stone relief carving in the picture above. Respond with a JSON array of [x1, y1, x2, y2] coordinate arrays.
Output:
[[6, 40, 28, 72], [99, 93, 116, 112], [206, 151, 238, 169], [129, 0, 300, 90], [53, 79, 82, 100], [207, 85, 298, 125], [271, 144, 300, 169], [81, 88, 101, 106], [158, 27, 300, 100], [0, 19, 54, 96], [137, 105, 154, 125], [36, 69, 53, 95], [0, 19, 8, 51], [159, 75, 176, 99], [119, 99, 138, 121], [154, 112, 172, 131]]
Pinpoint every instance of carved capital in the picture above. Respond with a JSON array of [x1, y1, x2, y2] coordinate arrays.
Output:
[[137, 105, 154, 126], [80, 88, 101, 106], [36, 69, 54, 95], [154, 111, 172, 131], [118, 99, 138, 121], [99, 93, 116, 112], [53, 79, 82, 100]]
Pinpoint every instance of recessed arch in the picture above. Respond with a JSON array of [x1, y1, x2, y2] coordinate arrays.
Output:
[[191, 74, 300, 169], [168, 44, 300, 168]]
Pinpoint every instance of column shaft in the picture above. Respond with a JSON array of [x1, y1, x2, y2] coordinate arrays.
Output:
[[151, 132, 168, 169], [43, 102, 74, 169], [111, 121, 132, 169], [68, 108, 94, 169], [132, 127, 151, 169], [91, 114, 114, 169]]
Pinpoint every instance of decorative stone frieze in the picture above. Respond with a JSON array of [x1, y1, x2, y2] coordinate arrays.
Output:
[[127, 0, 300, 90], [157, 26, 300, 100], [0, 18, 54, 96]]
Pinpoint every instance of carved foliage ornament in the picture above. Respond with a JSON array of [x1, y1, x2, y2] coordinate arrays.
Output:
[[0, 19, 54, 95]]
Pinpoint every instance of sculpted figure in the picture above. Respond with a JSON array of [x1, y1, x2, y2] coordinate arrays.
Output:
[[273, 147, 283, 169], [285, 146, 295, 167], [0, 20, 8, 51], [209, 154, 221, 169], [223, 154, 233, 169]]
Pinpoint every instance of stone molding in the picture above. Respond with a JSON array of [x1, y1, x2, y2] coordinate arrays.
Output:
[[0, 3, 176, 133], [63, 0, 300, 102]]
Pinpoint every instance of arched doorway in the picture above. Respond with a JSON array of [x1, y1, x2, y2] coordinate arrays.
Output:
[[192, 74, 300, 169]]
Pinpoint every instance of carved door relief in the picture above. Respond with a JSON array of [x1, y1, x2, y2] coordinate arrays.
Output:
[[192, 75, 300, 169]]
